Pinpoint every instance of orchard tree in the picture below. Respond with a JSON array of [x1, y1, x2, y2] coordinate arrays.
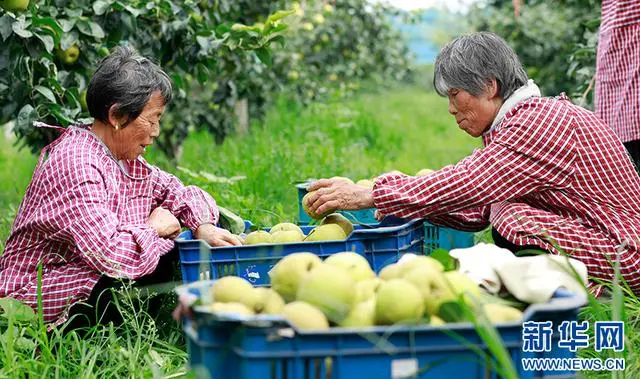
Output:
[[0, 0, 293, 157]]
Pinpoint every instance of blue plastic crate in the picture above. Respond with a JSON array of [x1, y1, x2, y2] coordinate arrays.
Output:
[[296, 182, 475, 252], [177, 216, 425, 285], [423, 223, 475, 252], [177, 281, 586, 379]]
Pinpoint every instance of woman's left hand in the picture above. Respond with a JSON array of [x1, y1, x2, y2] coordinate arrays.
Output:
[[195, 223, 244, 247], [305, 177, 375, 216]]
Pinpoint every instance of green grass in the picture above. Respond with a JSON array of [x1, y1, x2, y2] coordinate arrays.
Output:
[[0, 86, 638, 378]]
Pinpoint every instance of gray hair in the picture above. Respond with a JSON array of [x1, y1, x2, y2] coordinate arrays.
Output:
[[87, 45, 172, 126], [433, 32, 528, 100]]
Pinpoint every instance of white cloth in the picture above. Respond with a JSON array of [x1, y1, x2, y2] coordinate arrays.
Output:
[[449, 243, 588, 303], [485, 79, 542, 135], [449, 243, 517, 294]]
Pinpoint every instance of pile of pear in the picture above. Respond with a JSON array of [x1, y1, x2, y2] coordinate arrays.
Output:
[[243, 213, 354, 245], [202, 252, 524, 331]]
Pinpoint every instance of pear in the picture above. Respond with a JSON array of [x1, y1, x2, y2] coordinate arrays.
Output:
[[321, 213, 354, 236], [430, 315, 446, 326], [210, 276, 259, 309], [270, 222, 304, 237], [282, 301, 330, 331], [354, 277, 383, 303], [304, 224, 347, 242], [271, 230, 305, 243], [252, 287, 285, 315], [421, 270, 481, 316], [482, 303, 523, 323], [209, 302, 255, 316], [330, 176, 354, 184], [398, 255, 444, 276], [244, 230, 273, 245], [302, 191, 332, 220], [375, 279, 424, 325], [403, 267, 450, 315], [356, 179, 375, 188], [296, 264, 356, 323], [325, 252, 375, 282], [378, 263, 401, 281], [269, 252, 323, 302], [339, 299, 376, 328], [416, 168, 435, 176]]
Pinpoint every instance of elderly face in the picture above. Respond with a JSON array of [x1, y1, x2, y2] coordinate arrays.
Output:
[[447, 87, 500, 137], [112, 92, 165, 160]]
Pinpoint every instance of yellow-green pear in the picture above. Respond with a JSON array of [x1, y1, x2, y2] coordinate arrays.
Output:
[[0, 0, 29, 12], [304, 224, 347, 242], [210, 276, 259, 308], [270, 222, 304, 237], [324, 252, 375, 282], [282, 301, 330, 330], [354, 277, 383, 303], [339, 299, 376, 328], [378, 263, 401, 281], [296, 264, 356, 323], [269, 252, 323, 302], [416, 168, 435, 176], [244, 230, 273, 245], [252, 287, 285, 315], [56, 45, 80, 65], [403, 266, 449, 315], [356, 179, 375, 188], [302, 191, 332, 220], [421, 270, 481, 316], [482, 303, 523, 323], [209, 302, 255, 316], [398, 255, 444, 276], [430, 315, 446, 326], [321, 213, 354, 236], [330, 176, 354, 184], [375, 279, 424, 325], [271, 230, 305, 243]]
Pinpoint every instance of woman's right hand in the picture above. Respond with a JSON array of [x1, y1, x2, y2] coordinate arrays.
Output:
[[147, 207, 181, 239]]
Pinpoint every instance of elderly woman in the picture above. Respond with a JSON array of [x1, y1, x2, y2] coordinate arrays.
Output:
[[305, 32, 640, 295], [0, 46, 242, 329]]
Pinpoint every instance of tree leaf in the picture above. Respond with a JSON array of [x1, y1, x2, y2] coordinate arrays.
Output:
[[89, 22, 105, 39], [267, 35, 285, 48], [266, 10, 294, 24], [60, 31, 78, 50], [0, 14, 13, 41], [0, 298, 36, 323], [58, 19, 75, 33], [34, 85, 57, 103], [12, 19, 33, 39], [35, 33, 55, 53], [15, 104, 37, 133], [93, 0, 112, 16], [196, 63, 209, 84], [255, 47, 272, 66]]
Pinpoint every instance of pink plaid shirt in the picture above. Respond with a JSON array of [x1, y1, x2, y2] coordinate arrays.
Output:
[[595, 0, 640, 143], [373, 94, 640, 294], [0, 124, 219, 327]]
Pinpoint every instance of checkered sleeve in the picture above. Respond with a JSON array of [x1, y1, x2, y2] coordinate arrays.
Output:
[[54, 166, 175, 279], [152, 168, 220, 232], [373, 103, 576, 220]]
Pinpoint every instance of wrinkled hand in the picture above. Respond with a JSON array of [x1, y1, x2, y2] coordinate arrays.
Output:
[[305, 177, 375, 217], [147, 207, 181, 239], [195, 223, 243, 247]]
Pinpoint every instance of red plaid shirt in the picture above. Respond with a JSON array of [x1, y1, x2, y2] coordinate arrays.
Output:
[[373, 95, 640, 294], [0, 124, 219, 327], [595, 0, 640, 143]]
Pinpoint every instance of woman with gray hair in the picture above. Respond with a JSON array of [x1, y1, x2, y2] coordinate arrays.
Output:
[[0, 46, 242, 331], [305, 32, 640, 296]]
